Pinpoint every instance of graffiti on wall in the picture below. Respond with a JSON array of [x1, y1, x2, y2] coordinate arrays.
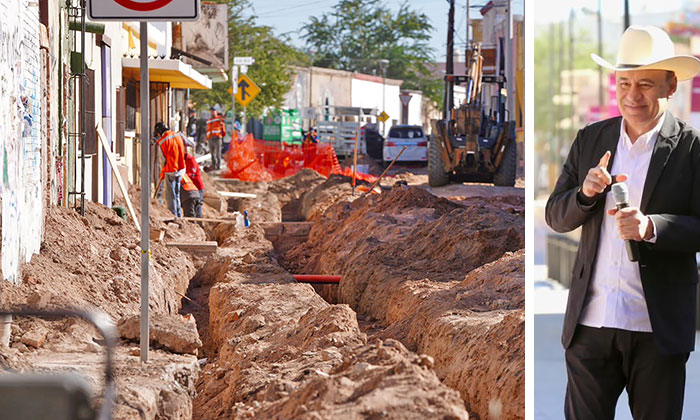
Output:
[[0, 0, 43, 284]]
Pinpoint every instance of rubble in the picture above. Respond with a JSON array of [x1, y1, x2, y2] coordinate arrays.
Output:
[[118, 314, 202, 356], [1, 168, 523, 419], [283, 186, 525, 419]]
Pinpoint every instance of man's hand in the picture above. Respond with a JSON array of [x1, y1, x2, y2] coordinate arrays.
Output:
[[582, 151, 628, 197], [607, 207, 654, 241]]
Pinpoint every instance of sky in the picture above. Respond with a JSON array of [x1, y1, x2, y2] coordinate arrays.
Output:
[[534, 0, 691, 24], [248, 0, 525, 61]]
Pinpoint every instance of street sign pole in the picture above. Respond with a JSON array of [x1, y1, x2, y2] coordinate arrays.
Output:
[[89, 0, 202, 368], [139, 21, 150, 363], [241, 65, 248, 136], [231, 64, 237, 129]]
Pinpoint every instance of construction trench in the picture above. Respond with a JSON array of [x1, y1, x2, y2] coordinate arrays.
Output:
[[0, 167, 524, 419]]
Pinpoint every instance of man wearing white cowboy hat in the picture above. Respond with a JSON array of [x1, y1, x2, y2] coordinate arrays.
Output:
[[546, 25, 700, 419]]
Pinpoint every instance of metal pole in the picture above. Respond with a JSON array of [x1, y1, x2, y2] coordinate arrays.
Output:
[[139, 21, 150, 363], [505, 0, 514, 121], [557, 22, 564, 166], [231, 64, 237, 127], [466, 0, 470, 59], [445, 0, 455, 119], [569, 10, 575, 142], [623, 0, 630, 31], [598, 0, 604, 107], [80, 0, 86, 216], [382, 70, 386, 137], [243, 107, 247, 136]]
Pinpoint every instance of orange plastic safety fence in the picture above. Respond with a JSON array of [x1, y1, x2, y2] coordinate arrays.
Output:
[[222, 135, 377, 184]]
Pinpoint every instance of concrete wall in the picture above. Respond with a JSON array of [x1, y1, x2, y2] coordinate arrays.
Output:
[[351, 75, 401, 133], [1, 0, 43, 283]]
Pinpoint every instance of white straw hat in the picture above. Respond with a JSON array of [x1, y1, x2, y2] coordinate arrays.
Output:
[[591, 25, 700, 81]]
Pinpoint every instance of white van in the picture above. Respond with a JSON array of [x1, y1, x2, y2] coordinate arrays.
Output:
[[383, 125, 428, 164]]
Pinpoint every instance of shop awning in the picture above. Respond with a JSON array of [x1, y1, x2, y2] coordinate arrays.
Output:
[[121, 58, 212, 90]]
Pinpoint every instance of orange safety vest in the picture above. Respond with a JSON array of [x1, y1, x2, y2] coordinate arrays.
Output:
[[206, 116, 226, 140], [180, 173, 199, 192], [157, 130, 186, 179]]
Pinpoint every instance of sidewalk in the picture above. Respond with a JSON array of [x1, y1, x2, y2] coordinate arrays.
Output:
[[534, 265, 700, 419]]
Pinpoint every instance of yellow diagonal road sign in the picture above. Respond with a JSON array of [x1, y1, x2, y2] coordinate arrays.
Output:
[[378, 111, 389, 123], [235, 74, 261, 107]]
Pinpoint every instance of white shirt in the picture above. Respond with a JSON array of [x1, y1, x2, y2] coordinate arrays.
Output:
[[579, 114, 665, 332]]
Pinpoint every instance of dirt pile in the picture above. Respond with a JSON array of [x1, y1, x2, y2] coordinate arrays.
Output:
[[300, 174, 362, 222], [194, 278, 469, 419], [0, 193, 207, 418], [119, 314, 202, 355], [283, 186, 525, 419], [1, 201, 196, 318]]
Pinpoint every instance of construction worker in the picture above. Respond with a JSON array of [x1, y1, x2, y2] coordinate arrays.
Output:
[[206, 107, 226, 170], [184, 152, 205, 218], [154, 122, 186, 217], [303, 127, 318, 144], [179, 173, 202, 218]]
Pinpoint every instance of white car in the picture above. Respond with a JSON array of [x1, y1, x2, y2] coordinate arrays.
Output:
[[382, 125, 428, 164]]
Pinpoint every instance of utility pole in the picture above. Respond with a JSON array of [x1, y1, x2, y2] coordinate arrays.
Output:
[[548, 22, 556, 187], [558, 22, 565, 166], [445, 0, 455, 120], [505, 0, 514, 122], [598, 0, 604, 107], [466, 0, 470, 59], [569, 9, 575, 144], [380, 59, 389, 137], [624, 0, 630, 31]]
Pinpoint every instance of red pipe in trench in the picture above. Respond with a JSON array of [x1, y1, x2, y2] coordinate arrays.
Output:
[[293, 275, 341, 284]]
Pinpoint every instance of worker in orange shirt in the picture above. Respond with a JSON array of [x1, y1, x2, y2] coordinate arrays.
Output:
[[206, 107, 226, 170], [154, 122, 186, 217], [179, 173, 202, 218], [184, 153, 205, 218]]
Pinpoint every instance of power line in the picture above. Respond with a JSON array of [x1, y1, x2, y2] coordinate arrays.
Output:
[[255, 0, 330, 17]]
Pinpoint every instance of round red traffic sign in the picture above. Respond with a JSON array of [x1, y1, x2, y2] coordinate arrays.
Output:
[[114, 0, 174, 11]]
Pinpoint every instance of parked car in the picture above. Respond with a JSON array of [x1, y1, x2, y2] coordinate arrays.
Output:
[[383, 125, 428, 164]]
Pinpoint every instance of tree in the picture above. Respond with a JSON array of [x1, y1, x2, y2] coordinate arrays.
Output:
[[533, 21, 614, 193], [301, 0, 442, 107], [190, 0, 309, 119]]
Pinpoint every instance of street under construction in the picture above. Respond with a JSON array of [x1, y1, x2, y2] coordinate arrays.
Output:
[[0, 0, 524, 418], [0, 163, 523, 419]]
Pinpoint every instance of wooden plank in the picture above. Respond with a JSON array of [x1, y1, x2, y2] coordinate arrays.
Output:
[[149, 227, 165, 242], [161, 217, 236, 224], [217, 191, 257, 199], [97, 123, 140, 232], [214, 177, 245, 184], [165, 241, 218, 255], [203, 195, 224, 212]]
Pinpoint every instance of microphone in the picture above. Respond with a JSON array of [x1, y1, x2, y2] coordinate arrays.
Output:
[[612, 182, 640, 262]]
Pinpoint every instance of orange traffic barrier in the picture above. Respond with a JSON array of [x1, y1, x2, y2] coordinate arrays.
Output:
[[222, 135, 376, 183]]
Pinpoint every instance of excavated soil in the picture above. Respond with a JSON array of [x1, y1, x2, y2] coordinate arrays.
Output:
[[192, 222, 470, 419], [283, 187, 525, 419], [0, 190, 207, 418], [1, 165, 524, 420]]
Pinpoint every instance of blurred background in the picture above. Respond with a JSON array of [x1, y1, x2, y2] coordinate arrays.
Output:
[[534, 1, 700, 419]]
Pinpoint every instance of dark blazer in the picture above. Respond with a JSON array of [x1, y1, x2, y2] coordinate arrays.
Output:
[[545, 112, 700, 355]]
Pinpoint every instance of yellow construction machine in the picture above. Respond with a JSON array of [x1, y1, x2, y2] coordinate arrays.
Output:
[[429, 43, 517, 187]]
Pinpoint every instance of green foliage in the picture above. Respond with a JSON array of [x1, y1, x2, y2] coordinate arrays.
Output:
[[301, 0, 442, 107], [534, 22, 614, 159], [190, 0, 310, 119]]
